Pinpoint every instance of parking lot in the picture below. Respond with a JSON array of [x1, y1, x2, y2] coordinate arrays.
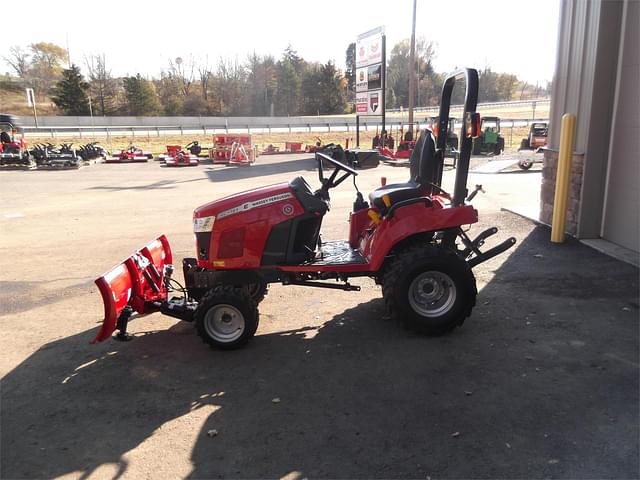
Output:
[[1, 154, 638, 479]]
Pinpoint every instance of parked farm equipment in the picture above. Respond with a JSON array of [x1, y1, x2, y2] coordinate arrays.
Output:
[[471, 116, 505, 155], [28, 142, 80, 169], [262, 142, 304, 155], [518, 122, 548, 153], [0, 114, 33, 169], [158, 145, 199, 167], [93, 68, 515, 350], [106, 145, 151, 163], [76, 142, 108, 161], [209, 134, 257, 165]]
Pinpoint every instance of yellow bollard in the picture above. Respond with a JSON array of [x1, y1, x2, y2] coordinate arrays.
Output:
[[551, 113, 577, 243]]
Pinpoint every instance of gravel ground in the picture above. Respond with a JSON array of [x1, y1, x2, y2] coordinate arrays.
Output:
[[1, 153, 637, 479]]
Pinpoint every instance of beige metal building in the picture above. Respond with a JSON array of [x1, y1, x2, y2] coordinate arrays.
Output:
[[540, 0, 639, 263]]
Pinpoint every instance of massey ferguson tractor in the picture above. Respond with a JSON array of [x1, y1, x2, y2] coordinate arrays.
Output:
[[94, 69, 515, 350]]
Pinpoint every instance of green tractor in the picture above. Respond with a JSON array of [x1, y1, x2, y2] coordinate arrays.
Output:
[[472, 116, 505, 155]]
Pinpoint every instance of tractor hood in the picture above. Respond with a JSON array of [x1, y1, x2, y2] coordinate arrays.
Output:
[[193, 182, 293, 221]]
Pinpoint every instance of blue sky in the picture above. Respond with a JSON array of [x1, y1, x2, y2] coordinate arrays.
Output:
[[2, 0, 560, 85]]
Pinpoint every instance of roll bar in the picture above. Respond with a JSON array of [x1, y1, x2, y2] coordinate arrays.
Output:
[[433, 68, 479, 206]]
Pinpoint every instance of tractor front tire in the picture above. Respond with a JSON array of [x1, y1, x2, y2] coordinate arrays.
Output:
[[518, 159, 533, 170], [382, 246, 477, 335], [195, 285, 259, 350]]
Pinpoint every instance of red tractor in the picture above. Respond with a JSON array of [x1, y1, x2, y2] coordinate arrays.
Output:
[[0, 114, 32, 169], [94, 69, 515, 350]]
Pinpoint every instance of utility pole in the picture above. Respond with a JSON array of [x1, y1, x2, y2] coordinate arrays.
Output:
[[408, 0, 417, 129]]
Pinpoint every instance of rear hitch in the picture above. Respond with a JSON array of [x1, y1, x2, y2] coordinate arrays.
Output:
[[458, 227, 516, 267]]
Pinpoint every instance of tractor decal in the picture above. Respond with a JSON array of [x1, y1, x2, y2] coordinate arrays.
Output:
[[217, 192, 294, 219]]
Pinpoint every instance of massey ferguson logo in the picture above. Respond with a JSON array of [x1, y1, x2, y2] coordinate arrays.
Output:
[[369, 92, 379, 113]]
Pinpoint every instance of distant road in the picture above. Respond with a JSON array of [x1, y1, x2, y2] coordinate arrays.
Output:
[[18, 99, 550, 138]]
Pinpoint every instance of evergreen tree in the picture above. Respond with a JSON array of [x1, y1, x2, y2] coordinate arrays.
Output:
[[300, 64, 323, 115], [275, 56, 301, 116], [123, 74, 161, 115], [344, 43, 356, 103], [319, 61, 347, 114], [51, 64, 90, 115]]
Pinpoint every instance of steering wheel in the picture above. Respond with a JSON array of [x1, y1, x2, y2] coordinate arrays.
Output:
[[315, 151, 358, 193]]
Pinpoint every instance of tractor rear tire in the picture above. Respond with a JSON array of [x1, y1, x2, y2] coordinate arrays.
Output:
[[382, 245, 476, 335], [195, 285, 259, 350]]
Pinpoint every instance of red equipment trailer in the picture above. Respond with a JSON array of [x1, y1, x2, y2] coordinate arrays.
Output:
[[94, 69, 515, 350], [209, 134, 256, 165], [158, 145, 199, 167]]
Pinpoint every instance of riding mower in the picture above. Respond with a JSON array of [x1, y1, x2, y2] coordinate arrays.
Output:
[[93, 69, 515, 350]]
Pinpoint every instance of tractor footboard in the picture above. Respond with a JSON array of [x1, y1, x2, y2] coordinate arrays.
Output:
[[93, 235, 173, 343]]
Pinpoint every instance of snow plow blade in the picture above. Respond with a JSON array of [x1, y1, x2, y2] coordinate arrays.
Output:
[[92, 235, 173, 343]]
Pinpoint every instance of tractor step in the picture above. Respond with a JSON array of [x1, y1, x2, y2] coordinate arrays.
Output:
[[288, 280, 361, 291]]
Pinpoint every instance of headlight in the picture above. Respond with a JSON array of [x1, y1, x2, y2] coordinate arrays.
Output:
[[194, 215, 215, 232]]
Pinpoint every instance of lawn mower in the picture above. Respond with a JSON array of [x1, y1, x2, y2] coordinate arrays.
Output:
[[0, 114, 34, 169], [105, 145, 151, 163], [158, 145, 199, 167], [93, 68, 515, 350]]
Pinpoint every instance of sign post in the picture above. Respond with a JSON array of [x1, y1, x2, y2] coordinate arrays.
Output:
[[25, 88, 38, 128], [355, 26, 385, 148]]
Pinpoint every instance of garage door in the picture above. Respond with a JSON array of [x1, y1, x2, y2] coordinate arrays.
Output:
[[603, 1, 639, 253]]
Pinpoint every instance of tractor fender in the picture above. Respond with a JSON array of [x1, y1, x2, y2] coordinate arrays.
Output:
[[365, 202, 477, 272]]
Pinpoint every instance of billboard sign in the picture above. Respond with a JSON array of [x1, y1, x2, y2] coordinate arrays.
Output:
[[355, 27, 385, 116]]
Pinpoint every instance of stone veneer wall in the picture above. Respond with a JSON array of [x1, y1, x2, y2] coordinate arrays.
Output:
[[540, 149, 585, 235]]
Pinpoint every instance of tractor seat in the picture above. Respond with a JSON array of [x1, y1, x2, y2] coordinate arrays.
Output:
[[368, 129, 437, 210], [368, 181, 422, 209]]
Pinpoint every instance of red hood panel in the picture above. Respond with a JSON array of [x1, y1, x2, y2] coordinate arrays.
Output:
[[194, 182, 292, 218]]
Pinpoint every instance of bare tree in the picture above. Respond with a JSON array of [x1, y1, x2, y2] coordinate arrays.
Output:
[[198, 56, 211, 102], [216, 56, 246, 115], [3, 46, 30, 78], [84, 54, 117, 115], [28, 42, 67, 94], [168, 55, 195, 96]]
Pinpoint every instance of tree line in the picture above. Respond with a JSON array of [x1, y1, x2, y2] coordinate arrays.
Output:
[[2, 40, 549, 117]]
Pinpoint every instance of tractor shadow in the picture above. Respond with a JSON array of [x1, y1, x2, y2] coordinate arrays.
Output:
[[88, 177, 208, 192], [203, 155, 317, 183], [1, 219, 638, 479]]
